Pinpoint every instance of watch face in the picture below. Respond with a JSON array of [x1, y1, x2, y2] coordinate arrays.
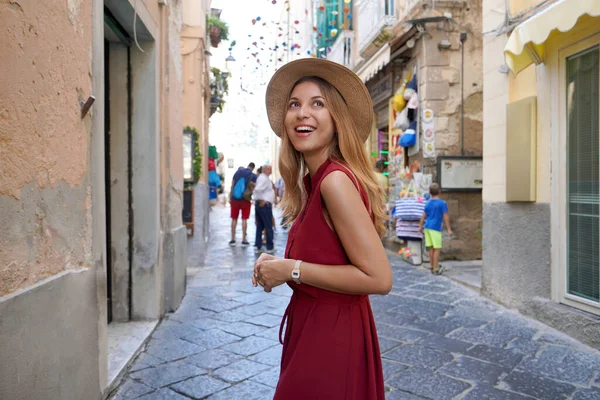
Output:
[[292, 270, 300, 279]]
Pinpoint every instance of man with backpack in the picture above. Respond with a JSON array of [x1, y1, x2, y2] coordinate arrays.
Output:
[[229, 162, 257, 246]]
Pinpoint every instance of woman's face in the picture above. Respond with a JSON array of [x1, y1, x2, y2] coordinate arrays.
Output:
[[284, 81, 336, 155]]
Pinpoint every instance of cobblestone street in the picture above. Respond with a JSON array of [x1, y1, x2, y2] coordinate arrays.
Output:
[[110, 206, 600, 400]]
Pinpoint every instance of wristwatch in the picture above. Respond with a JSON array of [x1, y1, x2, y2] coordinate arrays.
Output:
[[291, 260, 302, 284]]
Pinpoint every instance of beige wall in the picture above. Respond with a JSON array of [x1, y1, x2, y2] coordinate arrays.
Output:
[[0, 0, 93, 296], [483, 0, 556, 204], [182, 0, 211, 184]]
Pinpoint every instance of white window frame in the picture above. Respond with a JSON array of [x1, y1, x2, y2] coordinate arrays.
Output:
[[552, 32, 600, 316]]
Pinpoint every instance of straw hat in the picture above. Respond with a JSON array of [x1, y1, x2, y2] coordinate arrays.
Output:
[[265, 58, 374, 142]]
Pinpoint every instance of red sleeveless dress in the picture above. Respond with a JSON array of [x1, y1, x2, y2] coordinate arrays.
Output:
[[274, 159, 385, 400]]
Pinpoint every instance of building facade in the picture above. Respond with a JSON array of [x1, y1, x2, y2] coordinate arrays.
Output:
[[0, 0, 202, 398], [482, 0, 600, 348], [328, 0, 483, 260]]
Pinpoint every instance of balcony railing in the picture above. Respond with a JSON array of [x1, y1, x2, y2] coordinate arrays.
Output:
[[356, 0, 397, 57]]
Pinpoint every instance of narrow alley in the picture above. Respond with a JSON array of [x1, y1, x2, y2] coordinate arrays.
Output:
[[110, 207, 600, 400]]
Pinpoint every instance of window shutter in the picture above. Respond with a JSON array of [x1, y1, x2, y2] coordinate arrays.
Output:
[[567, 47, 600, 302]]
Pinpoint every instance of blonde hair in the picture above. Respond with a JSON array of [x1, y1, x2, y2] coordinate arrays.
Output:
[[278, 76, 387, 237]]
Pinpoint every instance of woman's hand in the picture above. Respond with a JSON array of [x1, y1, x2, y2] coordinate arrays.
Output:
[[253, 254, 294, 292]]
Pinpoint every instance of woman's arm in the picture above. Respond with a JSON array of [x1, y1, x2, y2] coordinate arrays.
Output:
[[255, 171, 392, 295]]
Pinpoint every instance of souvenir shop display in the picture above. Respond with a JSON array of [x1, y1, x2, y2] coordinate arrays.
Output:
[[208, 145, 222, 202]]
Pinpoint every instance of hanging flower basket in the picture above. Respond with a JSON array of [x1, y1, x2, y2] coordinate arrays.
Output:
[[209, 26, 221, 47]]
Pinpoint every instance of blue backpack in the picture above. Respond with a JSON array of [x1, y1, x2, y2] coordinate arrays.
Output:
[[231, 176, 247, 200]]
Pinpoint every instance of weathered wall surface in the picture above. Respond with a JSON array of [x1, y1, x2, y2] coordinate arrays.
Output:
[[0, 0, 93, 296], [412, 1, 484, 260], [0, 270, 101, 400]]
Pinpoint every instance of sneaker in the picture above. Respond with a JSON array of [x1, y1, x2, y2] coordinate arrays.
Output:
[[265, 248, 275, 254], [229, 240, 235, 246], [241, 241, 249, 246], [254, 246, 263, 253]]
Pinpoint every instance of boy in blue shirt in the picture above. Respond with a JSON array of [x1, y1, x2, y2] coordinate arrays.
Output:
[[418, 183, 453, 275]]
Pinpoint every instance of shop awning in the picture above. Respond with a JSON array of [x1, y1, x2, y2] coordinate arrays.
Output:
[[504, 0, 600, 75], [356, 43, 391, 83]]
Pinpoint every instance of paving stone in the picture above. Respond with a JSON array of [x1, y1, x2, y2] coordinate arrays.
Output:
[[406, 316, 485, 336], [417, 334, 472, 353], [207, 380, 276, 400], [375, 311, 418, 326], [210, 310, 254, 323], [482, 320, 538, 343], [129, 352, 165, 372], [185, 329, 241, 349], [245, 313, 283, 328], [254, 326, 281, 341], [227, 291, 272, 305], [465, 344, 524, 369], [111, 379, 153, 399], [388, 367, 471, 399], [195, 297, 245, 313], [151, 323, 203, 342], [145, 339, 205, 362], [461, 385, 532, 400], [438, 356, 509, 386], [189, 317, 232, 331], [212, 359, 272, 383], [385, 388, 429, 399], [184, 349, 243, 370], [249, 345, 283, 367], [379, 337, 403, 354], [236, 303, 278, 317], [516, 346, 598, 385], [220, 321, 266, 338], [408, 283, 451, 293], [382, 359, 409, 381], [399, 289, 433, 298], [220, 335, 279, 356], [170, 375, 231, 399], [507, 336, 542, 356], [422, 292, 464, 304], [573, 388, 600, 400], [500, 370, 577, 399], [536, 333, 579, 347], [130, 359, 206, 389], [249, 366, 281, 388], [377, 324, 431, 343], [383, 344, 454, 370], [449, 327, 513, 348], [137, 388, 191, 400]]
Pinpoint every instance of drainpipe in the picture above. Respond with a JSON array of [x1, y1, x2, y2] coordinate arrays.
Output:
[[460, 32, 467, 156]]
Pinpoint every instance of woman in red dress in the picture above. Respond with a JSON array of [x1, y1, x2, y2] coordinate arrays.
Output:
[[253, 58, 392, 400]]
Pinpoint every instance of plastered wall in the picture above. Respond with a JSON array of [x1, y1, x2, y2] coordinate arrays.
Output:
[[0, 0, 93, 296]]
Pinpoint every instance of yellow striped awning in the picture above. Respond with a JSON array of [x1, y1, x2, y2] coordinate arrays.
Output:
[[504, 0, 600, 75]]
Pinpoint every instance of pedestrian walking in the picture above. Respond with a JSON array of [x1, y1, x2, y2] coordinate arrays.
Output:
[[229, 162, 256, 246], [374, 159, 389, 203], [275, 177, 288, 228], [418, 183, 453, 275], [253, 164, 276, 253], [253, 58, 392, 400]]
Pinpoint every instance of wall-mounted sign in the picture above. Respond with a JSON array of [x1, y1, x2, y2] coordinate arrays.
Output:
[[437, 156, 483, 191], [367, 73, 393, 106], [183, 130, 194, 183], [422, 108, 435, 158]]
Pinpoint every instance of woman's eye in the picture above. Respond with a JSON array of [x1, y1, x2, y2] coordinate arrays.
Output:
[[314, 101, 324, 107], [289, 102, 299, 108]]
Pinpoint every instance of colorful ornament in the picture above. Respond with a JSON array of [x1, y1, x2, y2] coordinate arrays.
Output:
[[330, 29, 338, 37]]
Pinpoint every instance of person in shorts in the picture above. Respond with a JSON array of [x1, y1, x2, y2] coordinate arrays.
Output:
[[418, 183, 453, 274], [230, 162, 256, 246]]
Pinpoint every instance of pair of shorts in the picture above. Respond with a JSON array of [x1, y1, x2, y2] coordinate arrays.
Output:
[[424, 229, 442, 249], [231, 200, 251, 220]]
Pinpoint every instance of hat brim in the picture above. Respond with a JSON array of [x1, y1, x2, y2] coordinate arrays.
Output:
[[265, 58, 374, 143]]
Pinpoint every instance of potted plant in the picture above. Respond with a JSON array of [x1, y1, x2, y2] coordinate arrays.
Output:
[[207, 16, 229, 48]]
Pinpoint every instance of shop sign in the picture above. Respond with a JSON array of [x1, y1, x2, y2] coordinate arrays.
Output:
[[367, 73, 393, 106]]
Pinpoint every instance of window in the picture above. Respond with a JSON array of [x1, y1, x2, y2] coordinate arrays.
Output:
[[566, 46, 600, 303], [385, 0, 395, 16]]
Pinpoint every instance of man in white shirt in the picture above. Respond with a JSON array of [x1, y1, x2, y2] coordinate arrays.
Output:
[[253, 165, 276, 253]]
